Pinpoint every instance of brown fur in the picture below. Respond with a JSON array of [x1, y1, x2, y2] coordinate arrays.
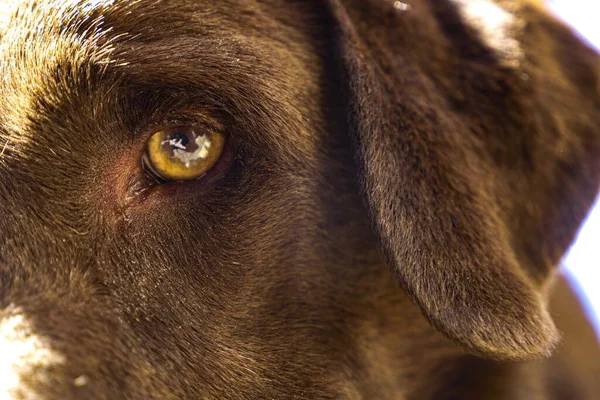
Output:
[[0, 0, 598, 398]]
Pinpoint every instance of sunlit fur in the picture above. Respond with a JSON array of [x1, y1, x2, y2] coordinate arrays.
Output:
[[0, 305, 65, 399], [0, 0, 119, 154], [451, 0, 524, 66]]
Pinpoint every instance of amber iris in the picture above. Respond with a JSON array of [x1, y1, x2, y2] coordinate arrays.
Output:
[[143, 127, 225, 182]]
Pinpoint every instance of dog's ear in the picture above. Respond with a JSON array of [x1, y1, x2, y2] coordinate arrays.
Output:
[[326, 0, 600, 360]]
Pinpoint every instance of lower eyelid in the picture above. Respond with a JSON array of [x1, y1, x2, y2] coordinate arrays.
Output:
[[133, 137, 235, 202]]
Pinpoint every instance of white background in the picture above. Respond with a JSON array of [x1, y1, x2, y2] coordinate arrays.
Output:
[[547, 0, 600, 336]]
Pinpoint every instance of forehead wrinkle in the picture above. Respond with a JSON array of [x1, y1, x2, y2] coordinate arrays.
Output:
[[0, 0, 126, 154]]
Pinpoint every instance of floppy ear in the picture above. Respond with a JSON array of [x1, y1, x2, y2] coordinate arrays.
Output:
[[326, 0, 600, 360]]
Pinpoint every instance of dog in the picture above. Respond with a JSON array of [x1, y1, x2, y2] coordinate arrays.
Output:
[[0, 0, 598, 398]]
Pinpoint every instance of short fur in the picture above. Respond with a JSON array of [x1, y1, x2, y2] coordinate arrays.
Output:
[[0, 0, 598, 398]]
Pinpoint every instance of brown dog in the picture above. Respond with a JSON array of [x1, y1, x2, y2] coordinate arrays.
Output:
[[0, 0, 598, 398]]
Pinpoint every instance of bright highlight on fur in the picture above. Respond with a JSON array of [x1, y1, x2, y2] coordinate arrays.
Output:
[[0, 305, 65, 400], [0, 0, 119, 154], [451, 0, 524, 66]]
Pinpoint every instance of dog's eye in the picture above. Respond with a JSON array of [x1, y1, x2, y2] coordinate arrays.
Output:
[[142, 126, 225, 182]]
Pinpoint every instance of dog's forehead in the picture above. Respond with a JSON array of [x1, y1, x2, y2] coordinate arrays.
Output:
[[0, 0, 113, 25], [0, 0, 229, 149], [0, 0, 297, 155], [0, 0, 317, 169], [0, 0, 124, 147]]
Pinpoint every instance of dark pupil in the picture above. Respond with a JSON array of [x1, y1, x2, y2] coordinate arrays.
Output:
[[170, 132, 189, 148]]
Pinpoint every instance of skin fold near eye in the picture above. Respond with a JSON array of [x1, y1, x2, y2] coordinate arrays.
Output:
[[143, 126, 225, 182]]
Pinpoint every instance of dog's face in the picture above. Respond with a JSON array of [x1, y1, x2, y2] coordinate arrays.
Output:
[[1, 2, 393, 398], [0, 1, 599, 399]]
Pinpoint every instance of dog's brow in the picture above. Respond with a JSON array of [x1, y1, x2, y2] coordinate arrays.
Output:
[[0, 0, 120, 149]]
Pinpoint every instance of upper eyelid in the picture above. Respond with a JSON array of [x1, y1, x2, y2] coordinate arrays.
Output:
[[136, 115, 228, 142], [120, 89, 229, 141]]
